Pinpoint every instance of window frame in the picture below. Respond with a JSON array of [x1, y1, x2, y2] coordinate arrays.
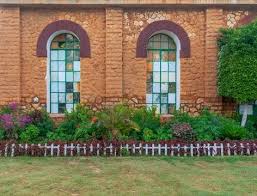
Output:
[[146, 31, 181, 113], [46, 30, 80, 113]]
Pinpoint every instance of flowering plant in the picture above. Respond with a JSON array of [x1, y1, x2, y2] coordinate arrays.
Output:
[[0, 103, 32, 139]]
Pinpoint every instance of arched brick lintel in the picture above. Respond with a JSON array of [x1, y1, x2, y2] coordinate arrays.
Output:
[[36, 20, 90, 57], [136, 20, 191, 58]]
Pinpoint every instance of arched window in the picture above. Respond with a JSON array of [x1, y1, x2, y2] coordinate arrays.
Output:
[[49, 33, 80, 113], [146, 33, 177, 114]]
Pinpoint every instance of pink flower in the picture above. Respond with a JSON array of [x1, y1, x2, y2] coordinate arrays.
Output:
[[0, 114, 14, 130], [9, 102, 18, 111]]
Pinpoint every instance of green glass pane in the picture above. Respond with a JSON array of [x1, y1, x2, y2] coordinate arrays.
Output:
[[74, 61, 80, 71], [153, 94, 160, 104], [51, 82, 58, 92], [51, 93, 58, 103], [74, 92, 80, 103], [51, 104, 58, 113], [66, 82, 73, 93], [161, 83, 168, 93], [59, 82, 65, 92], [168, 82, 176, 93], [153, 72, 160, 82], [168, 93, 176, 104], [59, 93, 65, 103], [66, 72, 73, 82], [146, 83, 152, 94], [58, 50, 65, 60], [153, 83, 160, 93], [51, 61, 58, 71], [67, 51, 73, 61], [58, 72, 65, 81], [51, 72, 58, 81], [169, 72, 176, 82], [161, 72, 168, 82], [74, 72, 80, 82], [58, 103, 66, 113], [51, 51, 58, 60], [161, 104, 168, 114], [59, 61, 65, 71], [74, 50, 80, 61], [161, 94, 168, 103]]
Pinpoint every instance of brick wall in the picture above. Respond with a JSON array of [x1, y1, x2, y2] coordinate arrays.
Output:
[[0, 7, 21, 104], [105, 8, 123, 101], [0, 6, 255, 114]]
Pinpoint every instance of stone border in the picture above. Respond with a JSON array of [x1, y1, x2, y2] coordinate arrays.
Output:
[[36, 20, 91, 57], [136, 20, 191, 58]]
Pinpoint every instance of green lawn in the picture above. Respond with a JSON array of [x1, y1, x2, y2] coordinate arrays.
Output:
[[0, 156, 257, 196]]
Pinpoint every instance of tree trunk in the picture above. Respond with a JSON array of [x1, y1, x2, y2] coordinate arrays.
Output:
[[241, 104, 248, 127]]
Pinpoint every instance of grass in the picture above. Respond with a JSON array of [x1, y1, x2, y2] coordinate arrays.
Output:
[[0, 156, 257, 196]]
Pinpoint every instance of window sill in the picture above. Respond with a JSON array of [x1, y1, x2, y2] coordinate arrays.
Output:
[[49, 113, 65, 118]]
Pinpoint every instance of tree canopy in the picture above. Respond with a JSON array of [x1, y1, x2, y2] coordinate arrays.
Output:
[[218, 20, 257, 103]]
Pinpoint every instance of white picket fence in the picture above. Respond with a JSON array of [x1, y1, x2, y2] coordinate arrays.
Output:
[[1, 141, 257, 157]]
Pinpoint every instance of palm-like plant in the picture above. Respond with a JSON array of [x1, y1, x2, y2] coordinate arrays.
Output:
[[96, 104, 140, 139]]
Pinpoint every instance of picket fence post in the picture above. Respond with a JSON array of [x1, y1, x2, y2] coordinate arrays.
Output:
[[11, 144, 15, 157], [57, 145, 60, 156], [145, 144, 148, 155], [97, 143, 100, 156], [246, 143, 250, 155], [64, 144, 67, 156], [139, 143, 142, 155], [190, 144, 193, 157], [220, 143, 224, 156], [170, 145, 174, 156], [227, 143, 230, 156], [164, 144, 167, 156], [50, 143, 54, 156]]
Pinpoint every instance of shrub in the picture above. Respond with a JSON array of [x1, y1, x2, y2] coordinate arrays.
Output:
[[20, 125, 40, 143], [132, 107, 161, 132], [96, 104, 140, 139], [50, 104, 93, 141], [171, 123, 195, 141], [142, 128, 155, 142], [28, 109, 54, 138]]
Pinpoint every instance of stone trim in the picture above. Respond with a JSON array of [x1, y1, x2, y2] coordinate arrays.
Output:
[[36, 20, 90, 57], [136, 20, 191, 58]]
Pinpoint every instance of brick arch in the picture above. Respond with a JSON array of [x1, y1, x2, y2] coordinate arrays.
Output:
[[136, 20, 191, 58], [36, 20, 90, 57]]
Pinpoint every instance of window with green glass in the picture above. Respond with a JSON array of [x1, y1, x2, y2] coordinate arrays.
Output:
[[146, 34, 177, 114], [50, 33, 80, 113]]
